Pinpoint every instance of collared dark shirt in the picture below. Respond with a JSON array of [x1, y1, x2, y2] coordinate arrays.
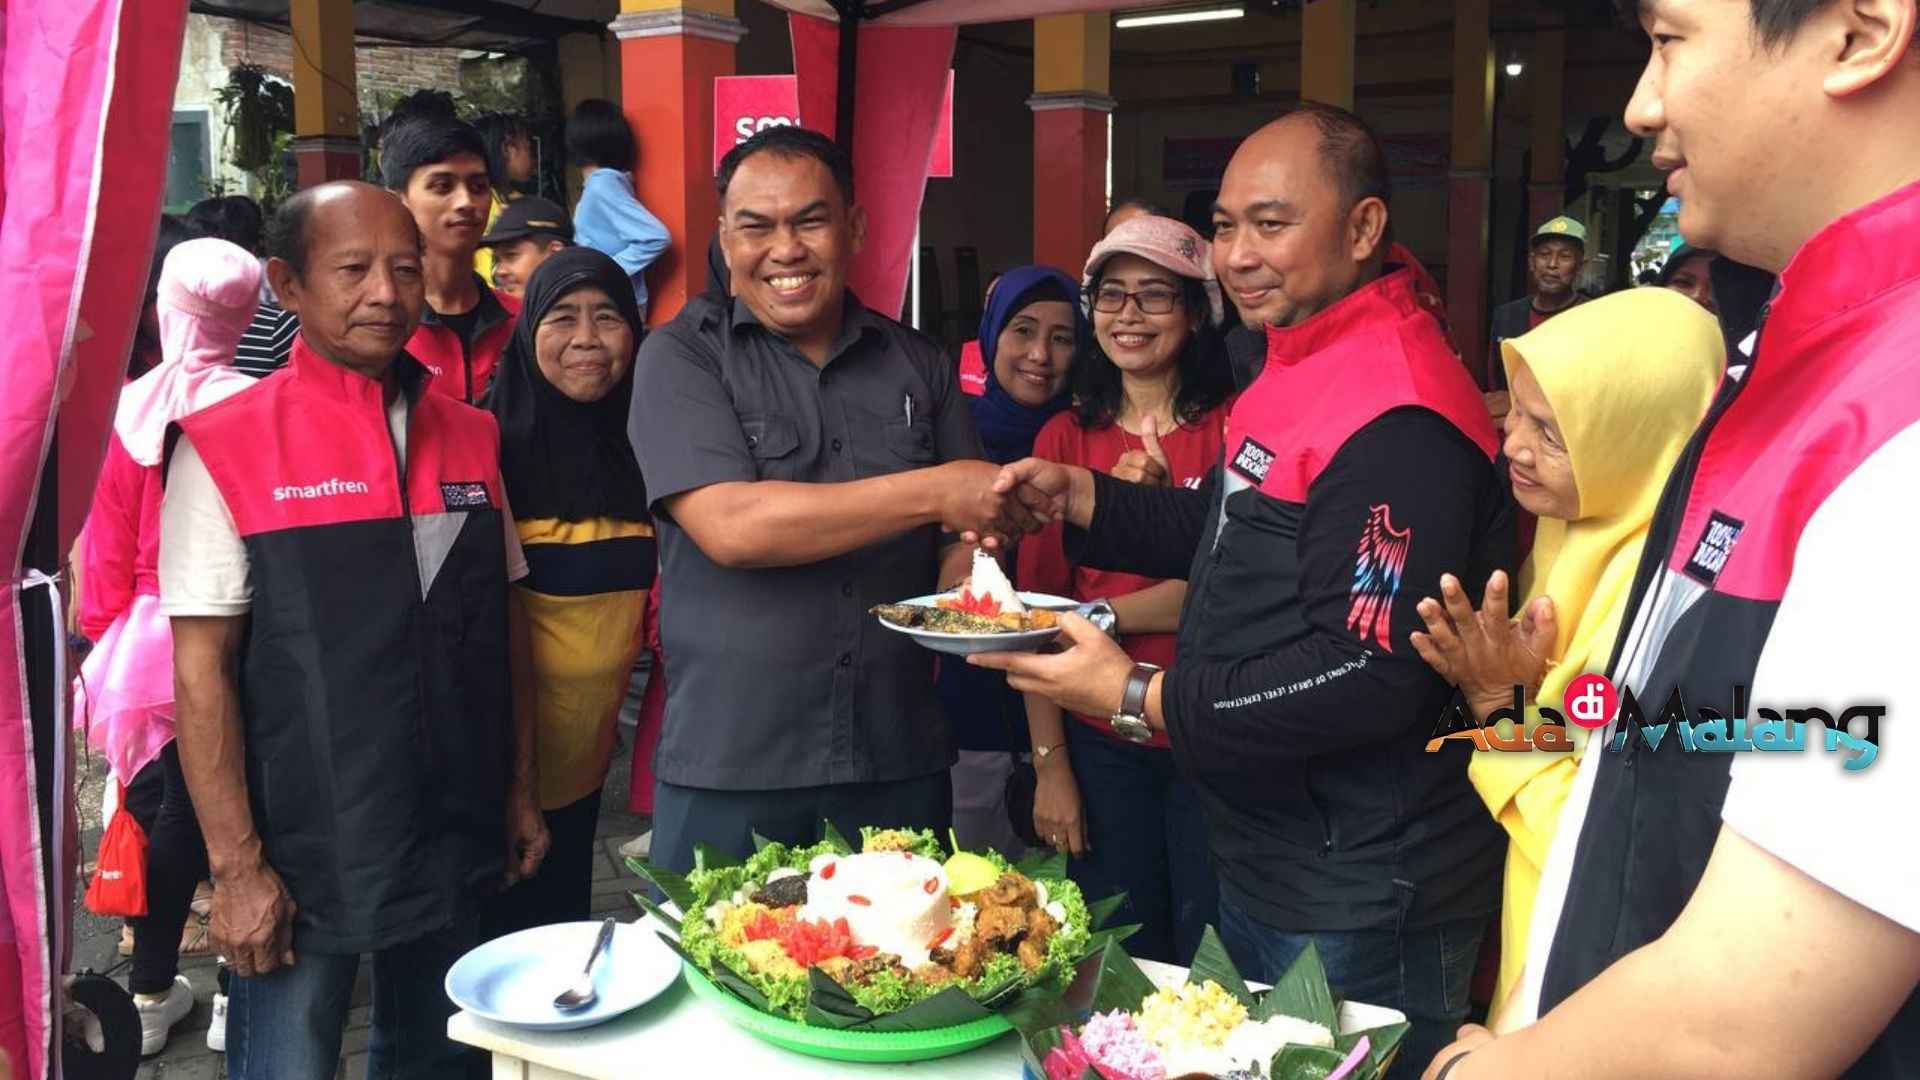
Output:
[[629, 291, 982, 789]]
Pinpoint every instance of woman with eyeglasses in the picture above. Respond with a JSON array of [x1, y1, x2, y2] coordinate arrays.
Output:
[[1016, 215, 1235, 964]]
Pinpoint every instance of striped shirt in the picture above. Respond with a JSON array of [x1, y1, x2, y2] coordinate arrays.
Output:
[[234, 298, 299, 378]]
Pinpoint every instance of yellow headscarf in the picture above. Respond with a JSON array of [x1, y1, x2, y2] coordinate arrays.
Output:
[[1471, 287, 1723, 1015]]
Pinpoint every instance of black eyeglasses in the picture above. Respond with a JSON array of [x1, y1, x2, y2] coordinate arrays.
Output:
[[1089, 284, 1183, 315]]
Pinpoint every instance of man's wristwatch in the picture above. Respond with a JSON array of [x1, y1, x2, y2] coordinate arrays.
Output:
[[1109, 662, 1161, 743]]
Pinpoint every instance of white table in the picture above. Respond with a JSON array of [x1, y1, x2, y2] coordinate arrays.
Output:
[[448, 924, 1196, 1080]]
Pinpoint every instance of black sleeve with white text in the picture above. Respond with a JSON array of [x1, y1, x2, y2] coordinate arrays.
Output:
[[1162, 408, 1501, 768]]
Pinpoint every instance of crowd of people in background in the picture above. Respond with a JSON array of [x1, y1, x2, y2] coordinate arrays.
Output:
[[69, 1, 1920, 1077]]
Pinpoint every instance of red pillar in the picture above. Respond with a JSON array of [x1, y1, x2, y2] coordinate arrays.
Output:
[[293, 137, 362, 188], [1030, 93, 1112, 275], [613, 7, 745, 327]]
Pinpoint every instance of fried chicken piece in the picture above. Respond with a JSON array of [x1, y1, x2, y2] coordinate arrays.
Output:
[[985, 873, 1039, 910], [975, 903, 1029, 945], [914, 963, 957, 988], [949, 937, 990, 979], [1017, 936, 1047, 972], [847, 953, 910, 985], [1026, 906, 1058, 950]]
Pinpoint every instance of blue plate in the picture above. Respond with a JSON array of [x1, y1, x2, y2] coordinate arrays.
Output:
[[445, 920, 679, 1031]]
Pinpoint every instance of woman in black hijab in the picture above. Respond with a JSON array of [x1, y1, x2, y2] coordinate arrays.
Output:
[[485, 247, 655, 934]]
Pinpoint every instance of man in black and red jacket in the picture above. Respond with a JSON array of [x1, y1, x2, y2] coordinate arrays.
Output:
[[1419, 2, 1920, 1077], [164, 182, 547, 1079], [383, 116, 520, 404], [977, 104, 1514, 1075]]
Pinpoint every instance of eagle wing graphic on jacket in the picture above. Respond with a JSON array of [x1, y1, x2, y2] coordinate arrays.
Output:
[[1346, 503, 1411, 652]]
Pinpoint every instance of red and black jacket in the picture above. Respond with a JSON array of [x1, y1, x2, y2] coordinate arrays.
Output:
[[1542, 180, 1920, 1074], [407, 277, 520, 404], [171, 338, 513, 954], [1071, 263, 1515, 932]]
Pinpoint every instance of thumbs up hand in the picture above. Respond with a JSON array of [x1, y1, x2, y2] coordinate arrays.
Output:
[[1112, 415, 1173, 487]]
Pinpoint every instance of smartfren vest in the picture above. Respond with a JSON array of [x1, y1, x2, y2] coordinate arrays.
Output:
[[1542, 179, 1920, 1075], [407, 281, 519, 404], [172, 338, 513, 954]]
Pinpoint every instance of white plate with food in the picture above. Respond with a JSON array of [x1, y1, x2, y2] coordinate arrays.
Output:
[[871, 551, 1091, 656]]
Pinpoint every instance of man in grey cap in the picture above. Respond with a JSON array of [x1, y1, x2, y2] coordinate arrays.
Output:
[[479, 195, 574, 299], [1486, 215, 1587, 417]]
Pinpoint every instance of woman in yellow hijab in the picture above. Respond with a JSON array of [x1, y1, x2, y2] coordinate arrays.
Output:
[[1409, 287, 1724, 1025]]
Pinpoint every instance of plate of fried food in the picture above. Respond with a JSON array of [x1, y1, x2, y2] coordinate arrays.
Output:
[[871, 552, 1080, 656]]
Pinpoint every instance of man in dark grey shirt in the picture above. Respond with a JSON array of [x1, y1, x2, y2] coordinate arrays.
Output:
[[629, 126, 1032, 873]]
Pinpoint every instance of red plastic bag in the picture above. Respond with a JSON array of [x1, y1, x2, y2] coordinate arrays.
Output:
[[86, 784, 149, 917]]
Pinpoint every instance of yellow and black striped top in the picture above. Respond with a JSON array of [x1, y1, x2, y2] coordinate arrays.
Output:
[[516, 515, 655, 810]]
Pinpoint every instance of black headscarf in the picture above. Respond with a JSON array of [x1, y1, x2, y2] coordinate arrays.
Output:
[[488, 247, 650, 523]]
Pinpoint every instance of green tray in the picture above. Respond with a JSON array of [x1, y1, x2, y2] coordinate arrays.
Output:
[[679, 962, 1014, 1063]]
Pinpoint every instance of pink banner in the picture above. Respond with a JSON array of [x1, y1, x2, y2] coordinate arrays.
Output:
[[0, 2, 189, 1075], [714, 73, 954, 178], [790, 15, 955, 320]]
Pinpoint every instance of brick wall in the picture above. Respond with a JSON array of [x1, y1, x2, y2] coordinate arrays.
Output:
[[215, 16, 465, 102]]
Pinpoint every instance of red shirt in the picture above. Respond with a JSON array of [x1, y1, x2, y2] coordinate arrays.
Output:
[[1018, 403, 1230, 747], [958, 339, 988, 397]]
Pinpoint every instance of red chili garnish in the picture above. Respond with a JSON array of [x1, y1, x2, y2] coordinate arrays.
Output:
[[848, 945, 878, 961], [924, 877, 939, 894], [820, 862, 836, 880], [941, 587, 1002, 618], [929, 927, 954, 949], [773, 915, 867, 967], [847, 894, 872, 906]]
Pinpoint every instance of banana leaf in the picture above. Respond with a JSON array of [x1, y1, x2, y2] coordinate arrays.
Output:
[[1079, 922, 1144, 959], [694, 842, 742, 872], [861, 985, 995, 1032], [655, 932, 772, 1013], [628, 890, 681, 935], [804, 969, 874, 1029], [1015, 848, 1069, 882], [1335, 1021, 1410, 1080], [751, 831, 777, 853], [628, 860, 696, 913], [1086, 890, 1129, 929], [821, 821, 855, 855], [1256, 940, 1340, 1033], [1187, 924, 1256, 1008], [1270, 1044, 1349, 1080], [1007, 938, 1156, 1044]]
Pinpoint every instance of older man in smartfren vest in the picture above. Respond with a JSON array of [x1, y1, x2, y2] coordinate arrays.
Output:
[[164, 181, 547, 1080]]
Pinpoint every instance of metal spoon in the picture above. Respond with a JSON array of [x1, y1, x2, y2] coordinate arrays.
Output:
[[554, 918, 616, 1010]]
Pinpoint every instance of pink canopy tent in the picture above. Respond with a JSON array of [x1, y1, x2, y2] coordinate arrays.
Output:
[[761, 0, 1160, 319], [0, 2, 190, 1077]]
